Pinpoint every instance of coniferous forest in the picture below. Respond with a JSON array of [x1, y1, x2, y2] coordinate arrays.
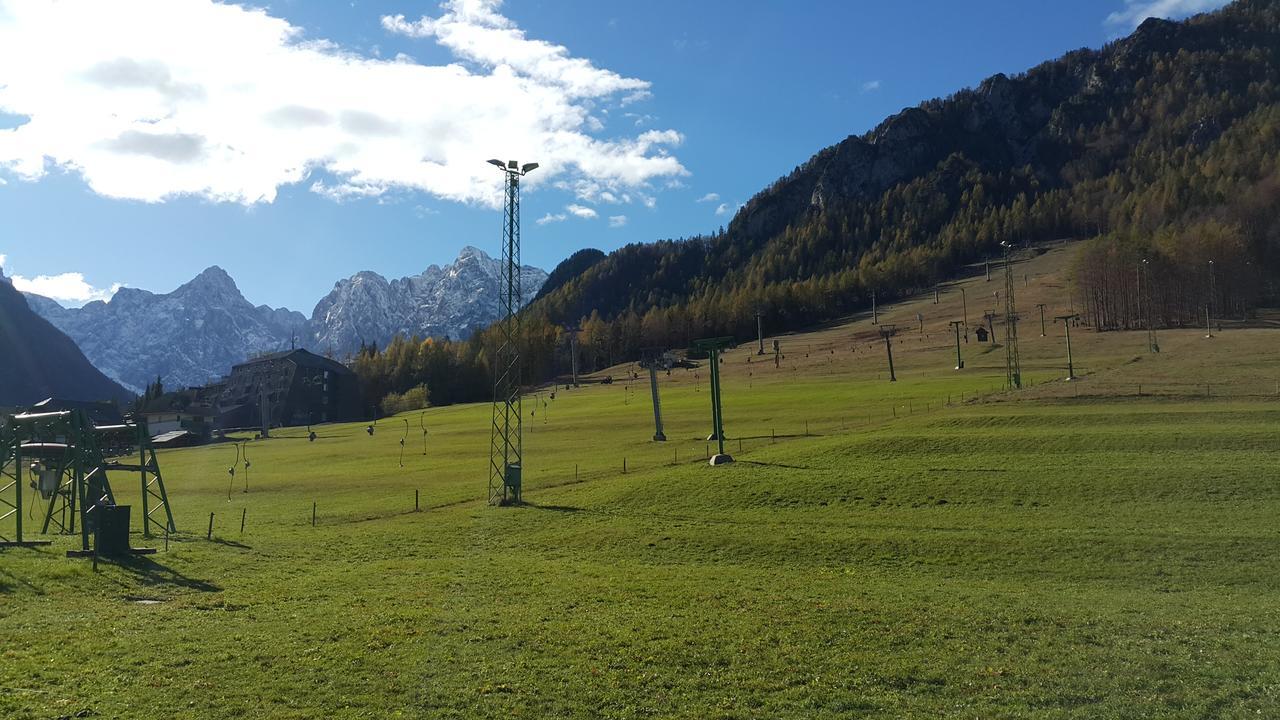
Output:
[[354, 0, 1280, 412]]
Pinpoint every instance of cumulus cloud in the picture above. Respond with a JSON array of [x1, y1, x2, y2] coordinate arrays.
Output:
[[1104, 0, 1229, 29], [696, 192, 719, 203], [608, 214, 627, 228], [9, 271, 123, 306], [0, 0, 687, 207], [861, 80, 881, 93], [565, 203, 597, 219], [714, 202, 729, 216], [536, 212, 567, 225]]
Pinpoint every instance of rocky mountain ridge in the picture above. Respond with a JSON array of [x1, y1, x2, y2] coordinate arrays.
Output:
[[26, 246, 547, 392]]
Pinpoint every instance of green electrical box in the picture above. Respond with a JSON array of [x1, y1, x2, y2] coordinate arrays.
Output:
[[95, 505, 131, 556], [504, 464, 522, 504]]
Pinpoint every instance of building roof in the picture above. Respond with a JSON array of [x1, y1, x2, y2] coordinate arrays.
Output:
[[230, 348, 353, 375], [151, 429, 195, 446], [28, 397, 123, 426]]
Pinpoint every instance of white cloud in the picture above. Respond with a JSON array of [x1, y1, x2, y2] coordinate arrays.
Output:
[[697, 192, 719, 203], [536, 212, 567, 225], [0, 0, 686, 207], [861, 80, 881, 93], [608, 214, 627, 228], [9, 271, 123, 306], [714, 202, 729, 216], [0, 254, 6, 268], [565, 203, 597, 219], [1104, 0, 1229, 29]]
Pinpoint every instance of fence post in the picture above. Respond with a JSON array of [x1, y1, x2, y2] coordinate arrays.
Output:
[[240, 508, 246, 534], [415, 489, 419, 512], [312, 502, 316, 527], [207, 512, 214, 540]]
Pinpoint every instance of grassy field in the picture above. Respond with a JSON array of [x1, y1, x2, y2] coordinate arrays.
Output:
[[3, 245, 1280, 718]]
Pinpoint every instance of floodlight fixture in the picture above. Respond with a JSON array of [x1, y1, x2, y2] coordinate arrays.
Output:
[[522, 162, 539, 173], [487, 159, 505, 168]]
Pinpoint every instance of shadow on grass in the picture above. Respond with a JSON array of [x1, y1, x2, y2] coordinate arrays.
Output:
[[524, 503, 587, 513], [208, 537, 253, 550], [738, 460, 813, 470], [106, 554, 222, 593]]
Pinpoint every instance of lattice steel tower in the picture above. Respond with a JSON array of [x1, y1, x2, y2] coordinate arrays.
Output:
[[1002, 241, 1022, 389], [487, 159, 538, 505]]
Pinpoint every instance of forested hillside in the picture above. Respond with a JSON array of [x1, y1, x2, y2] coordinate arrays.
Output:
[[0, 273, 134, 407], [356, 0, 1280, 410]]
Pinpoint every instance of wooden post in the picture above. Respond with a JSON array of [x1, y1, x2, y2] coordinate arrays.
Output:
[[207, 512, 214, 540], [312, 502, 316, 526], [240, 508, 246, 534]]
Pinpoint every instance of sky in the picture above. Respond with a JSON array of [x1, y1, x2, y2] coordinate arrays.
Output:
[[0, 0, 1231, 312]]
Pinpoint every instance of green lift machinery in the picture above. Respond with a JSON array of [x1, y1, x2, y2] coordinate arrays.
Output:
[[0, 409, 175, 555]]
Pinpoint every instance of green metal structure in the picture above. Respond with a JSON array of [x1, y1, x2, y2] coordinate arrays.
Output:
[[0, 409, 174, 552], [693, 337, 734, 463], [486, 158, 538, 506]]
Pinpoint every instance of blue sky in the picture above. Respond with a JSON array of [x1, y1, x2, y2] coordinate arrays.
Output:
[[0, 0, 1228, 312]]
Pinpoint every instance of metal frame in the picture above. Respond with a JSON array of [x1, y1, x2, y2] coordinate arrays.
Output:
[[1002, 242, 1022, 390], [1, 410, 174, 550], [693, 337, 734, 460], [487, 159, 537, 506], [639, 348, 668, 441]]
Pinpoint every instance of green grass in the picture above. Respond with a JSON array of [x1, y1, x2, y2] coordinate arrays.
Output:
[[3, 247, 1280, 717]]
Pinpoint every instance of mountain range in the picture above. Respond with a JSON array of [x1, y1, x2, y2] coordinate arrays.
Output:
[[25, 246, 547, 393]]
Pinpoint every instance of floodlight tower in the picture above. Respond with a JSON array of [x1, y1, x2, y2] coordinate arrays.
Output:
[[486, 158, 538, 506], [949, 320, 965, 370], [1141, 259, 1159, 353], [879, 324, 898, 382], [639, 348, 667, 441], [1055, 313, 1080, 381], [1036, 303, 1047, 337], [1002, 241, 1022, 390]]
